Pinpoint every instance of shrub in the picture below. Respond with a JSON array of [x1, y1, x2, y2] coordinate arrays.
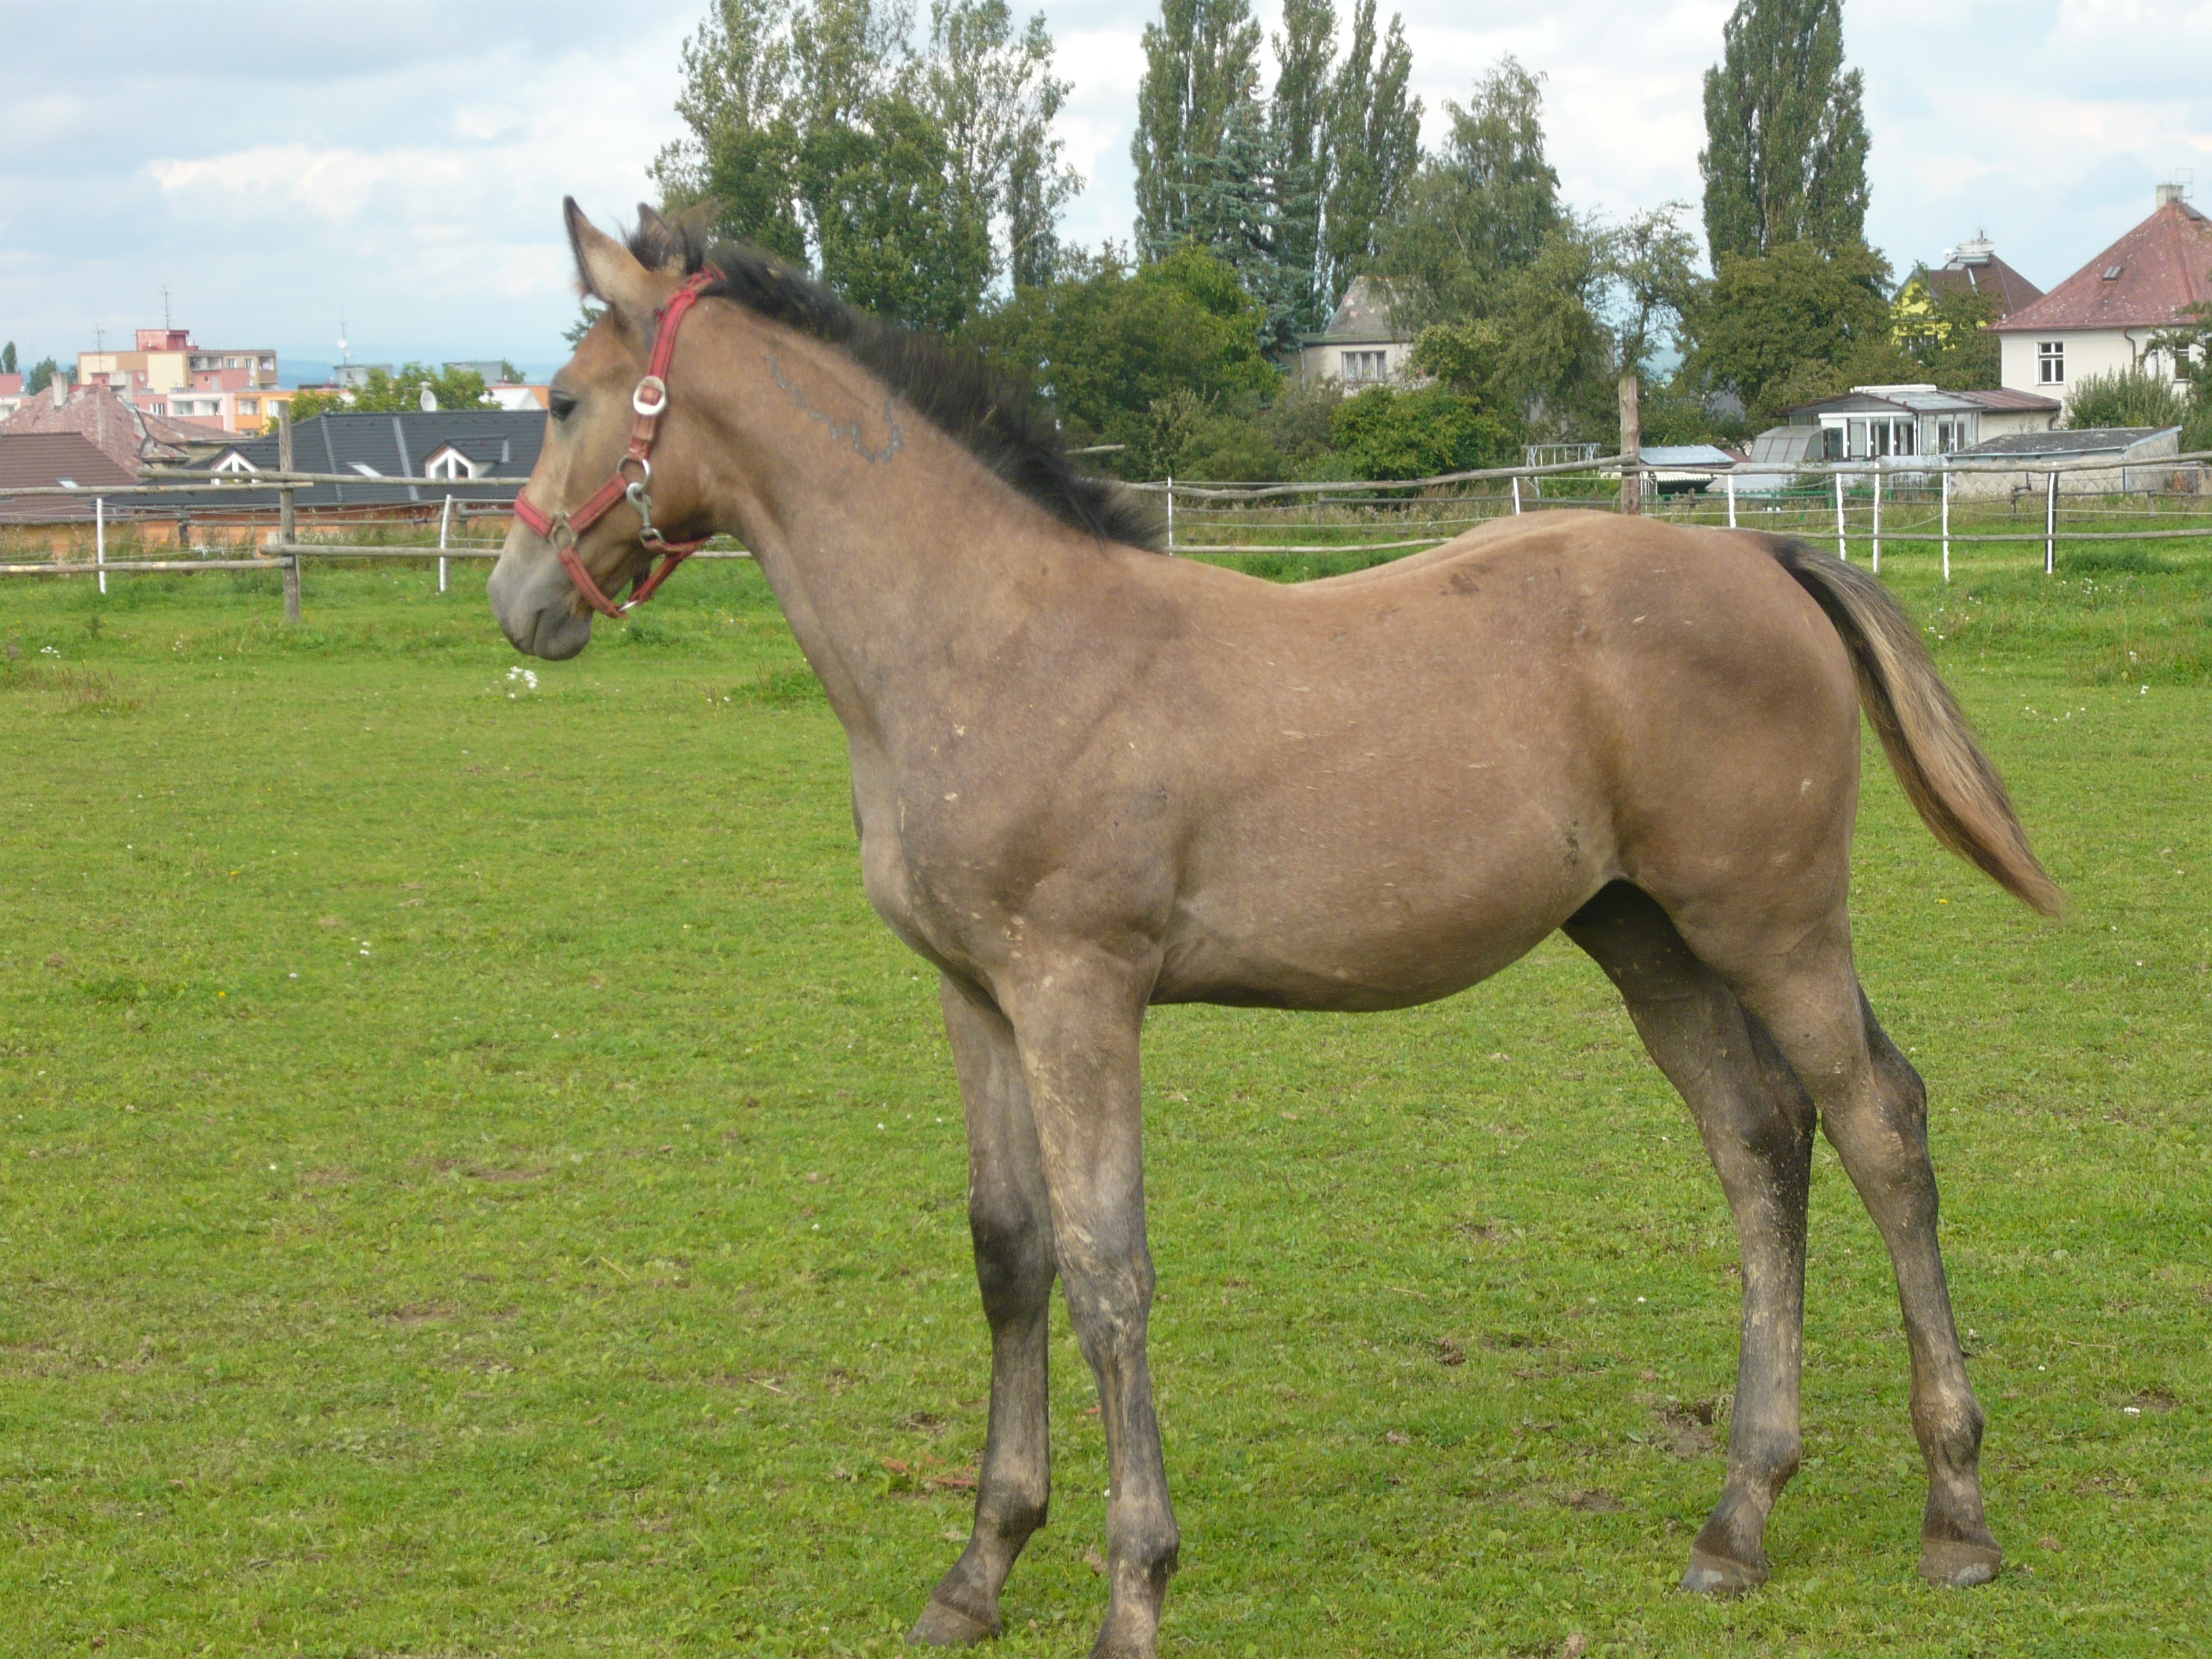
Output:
[[2064, 368, 2187, 430], [1329, 385, 1515, 481]]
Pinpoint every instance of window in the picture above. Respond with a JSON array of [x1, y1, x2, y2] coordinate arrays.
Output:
[[1821, 426, 1844, 460], [1340, 350, 1387, 383], [2039, 340, 2064, 384], [424, 450, 479, 480], [240, 398, 258, 415]]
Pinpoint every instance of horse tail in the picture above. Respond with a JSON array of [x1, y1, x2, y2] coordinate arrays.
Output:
[[1767, 536, 2064, 916]]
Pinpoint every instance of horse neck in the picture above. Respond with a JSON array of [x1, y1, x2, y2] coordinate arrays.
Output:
[[689, 312, 1088, 740]]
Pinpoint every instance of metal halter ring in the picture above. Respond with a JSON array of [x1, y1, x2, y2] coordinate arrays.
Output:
[[632, 375, 669, 417]]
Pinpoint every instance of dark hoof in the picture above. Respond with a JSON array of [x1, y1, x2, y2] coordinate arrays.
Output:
[[1680, 1549, 1767, 1595], [907, 1596, 1002, 1646], [1921, 1537, 2001, 1589]]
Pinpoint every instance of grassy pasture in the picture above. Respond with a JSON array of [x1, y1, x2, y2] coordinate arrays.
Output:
[[0, 537, 2207, 1658]]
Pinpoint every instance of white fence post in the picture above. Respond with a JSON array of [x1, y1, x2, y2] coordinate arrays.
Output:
[[1871, 466, 1882, 573], [1724, 472, 1736, 529], [2045, 468, 2057, 575], [1835, 472, 1847, 560], [1511, 474, 1521, 515], [96, 496, 107, 594], [1941, 469, 1951, 583], [438, 494, 453, 593], [1164, 475, 1174, 556]]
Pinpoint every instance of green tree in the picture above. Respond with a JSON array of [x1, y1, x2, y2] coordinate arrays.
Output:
[[924, 0, 1079, 290], [1607, 203, 1703, 381], [800, 92, 994, 331], [288, 365, 497, 425], [1890, 276, 2001, 388], [1683, 238, 1892, 422], [1699, 0, 1868, 264], [24, 357, 61, 396], [1, 341, 16, 376], [1130, 0, 1264, 259], [1269, 0, 1336, 333], [2145, 302, 2212, 449], [967, 241, 1277, 475], [1317, 0, 1419, 313], [653, 0, 1076, 323], [1373, 55, 1557, 323]]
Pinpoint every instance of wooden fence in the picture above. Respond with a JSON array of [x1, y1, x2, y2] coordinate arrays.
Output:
[[5, 447, 2211, 623]]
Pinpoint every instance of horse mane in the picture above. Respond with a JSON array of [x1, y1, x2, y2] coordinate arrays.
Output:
[[620, 214, 1163, 553]]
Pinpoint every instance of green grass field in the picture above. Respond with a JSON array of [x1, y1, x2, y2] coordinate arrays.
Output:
[[1, 535, 2207, 1658]]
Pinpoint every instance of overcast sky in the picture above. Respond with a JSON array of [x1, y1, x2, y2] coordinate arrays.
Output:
[[1, 0, 2202, 381]]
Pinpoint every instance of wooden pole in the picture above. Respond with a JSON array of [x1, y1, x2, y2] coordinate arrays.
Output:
[[2045, 468, 2057, 575], [1617, 373, 1641, 515], [1835, 472, 1847, 559], [278, 403, 300, 623]]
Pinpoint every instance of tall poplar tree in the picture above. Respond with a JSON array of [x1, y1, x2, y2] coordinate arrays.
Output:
[[1130, 0, 1264, 260], [1268, 0, 1336, 333], [1698, 0, 1868, 264], [1317, 0, 1420, 312]]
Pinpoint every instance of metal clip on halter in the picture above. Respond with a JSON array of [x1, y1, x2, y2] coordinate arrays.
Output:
[[510, 268, 721, 618]]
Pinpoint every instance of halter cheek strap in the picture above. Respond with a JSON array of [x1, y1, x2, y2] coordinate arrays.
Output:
[[512, 266, 722, 618]]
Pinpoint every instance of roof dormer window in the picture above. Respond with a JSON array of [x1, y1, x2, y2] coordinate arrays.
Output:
[[422, 447, 481, 481]]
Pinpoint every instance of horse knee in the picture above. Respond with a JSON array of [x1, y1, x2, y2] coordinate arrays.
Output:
[[968, 1199, 1052, 1319]]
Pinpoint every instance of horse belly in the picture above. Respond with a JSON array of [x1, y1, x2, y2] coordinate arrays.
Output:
[[1153, 800, 1603, 1011]]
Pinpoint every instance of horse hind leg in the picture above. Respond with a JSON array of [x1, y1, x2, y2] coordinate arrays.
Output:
[[1700, 916, 2001, 1589], [1565, 884, 1816, 1593], [910, 975, 1057, 1645]]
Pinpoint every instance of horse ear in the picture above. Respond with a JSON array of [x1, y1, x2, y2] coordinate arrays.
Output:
[[564, 197, 659, 329], [634, 203, 687, 274]]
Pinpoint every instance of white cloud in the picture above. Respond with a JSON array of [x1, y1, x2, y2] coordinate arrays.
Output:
[[1, 0, 2202, 376]]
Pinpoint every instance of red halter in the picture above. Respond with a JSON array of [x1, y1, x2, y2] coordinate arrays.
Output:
[[512, 266, 722, 617]]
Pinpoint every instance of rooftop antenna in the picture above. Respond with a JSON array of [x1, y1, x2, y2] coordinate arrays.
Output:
[[163, 286, 172, 331], [94, 325, 106, 352]]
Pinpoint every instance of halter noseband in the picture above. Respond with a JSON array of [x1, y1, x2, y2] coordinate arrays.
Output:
[[512, 266, 722, 617]]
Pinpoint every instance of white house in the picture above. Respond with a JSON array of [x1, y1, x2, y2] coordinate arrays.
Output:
[[1995, 184, 2212, 403], [1295, 277, 1425, 385]]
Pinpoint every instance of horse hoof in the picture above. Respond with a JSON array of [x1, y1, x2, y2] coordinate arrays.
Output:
[[1921, 1537, 2001, 1589], [1680, 1549, 1766, 1595], [907, 1596, 1002, 1646]]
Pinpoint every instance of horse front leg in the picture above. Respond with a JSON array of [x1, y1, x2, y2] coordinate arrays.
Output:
[[1005, 953, 1176, 1659], [911, 975, 1058, 1645]]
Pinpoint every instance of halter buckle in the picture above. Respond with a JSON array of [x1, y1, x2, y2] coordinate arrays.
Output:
[[632, 375, 669, 417]]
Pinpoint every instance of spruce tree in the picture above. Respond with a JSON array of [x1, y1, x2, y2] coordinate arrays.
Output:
[[1698, 0, 1868, 264]]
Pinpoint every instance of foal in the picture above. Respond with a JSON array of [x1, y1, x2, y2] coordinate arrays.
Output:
[[490, 203, 2060, 1657]]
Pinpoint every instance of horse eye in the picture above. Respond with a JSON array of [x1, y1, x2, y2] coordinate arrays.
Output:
[[549, 390, 577, 422]]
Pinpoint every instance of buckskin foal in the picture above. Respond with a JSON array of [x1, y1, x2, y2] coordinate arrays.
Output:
[[489, 202, 2061, 1656]]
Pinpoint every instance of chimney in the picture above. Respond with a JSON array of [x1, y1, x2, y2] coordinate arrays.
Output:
[[2157, 182, 2186, 207], [51, 373, 68, 409], [2158, 171, 2193, 208]]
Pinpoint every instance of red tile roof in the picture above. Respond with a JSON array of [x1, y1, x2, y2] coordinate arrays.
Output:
[[0, 382, 224, 474], [0, 432, 138, 520], [1995, 200, 2212, 332]]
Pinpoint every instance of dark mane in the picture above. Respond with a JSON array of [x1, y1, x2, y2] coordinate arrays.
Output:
[[623, 216, 1162, 552]]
